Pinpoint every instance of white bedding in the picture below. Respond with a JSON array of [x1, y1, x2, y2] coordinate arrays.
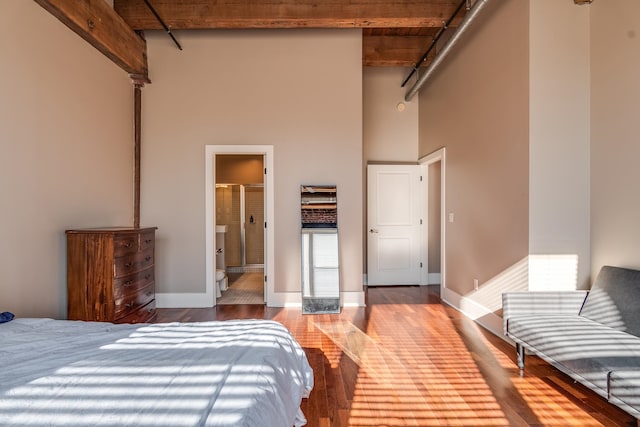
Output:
[[0, 318, 313, 427]]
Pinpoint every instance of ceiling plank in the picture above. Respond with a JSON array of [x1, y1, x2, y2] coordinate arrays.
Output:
[[114, 0, 460, 30], [35, 0, 148, 78], [363, 35, 434, 67]]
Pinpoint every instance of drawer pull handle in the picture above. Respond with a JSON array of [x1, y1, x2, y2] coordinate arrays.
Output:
[[124, 280, 133, 286], [145, 256, 152, 261], [125, 242, 133, 248], [146, 292, 152, 297], [124, 262, 132, 268], [125, 303, 133, 308], [145, 274, 152, 280], [144, 239, 152, 244]]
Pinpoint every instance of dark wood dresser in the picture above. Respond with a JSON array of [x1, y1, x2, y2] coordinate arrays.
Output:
[[66, 227, 157, 323]]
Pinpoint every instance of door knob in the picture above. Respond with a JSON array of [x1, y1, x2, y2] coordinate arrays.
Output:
[[369, 229, 379, 234]]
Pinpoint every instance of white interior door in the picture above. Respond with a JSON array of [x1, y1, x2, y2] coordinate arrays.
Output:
[[367, 164, 422, 286]]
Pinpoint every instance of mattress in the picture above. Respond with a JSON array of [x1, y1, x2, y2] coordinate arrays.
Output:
[[0, 318, 313, 426]]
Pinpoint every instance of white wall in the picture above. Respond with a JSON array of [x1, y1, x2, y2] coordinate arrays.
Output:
[[0, 1, 133, 318], [590, 0, 640, 276], [529, 0, 591, 290], [418, 0, 529, 334], [418, 0, 530, 297], [363, 67, 418, 162], [142, 29, 363, 301]]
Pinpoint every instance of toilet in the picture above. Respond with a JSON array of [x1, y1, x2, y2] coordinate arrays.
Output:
[[215, 269, 227, 298], [215, 225, 228, 298]]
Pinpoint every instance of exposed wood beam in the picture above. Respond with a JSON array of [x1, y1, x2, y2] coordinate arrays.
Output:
[[35, 0, 149, 78], [363, 35, 433, 67], [133, 85, 142, 229], [114, 0, 460, 30]]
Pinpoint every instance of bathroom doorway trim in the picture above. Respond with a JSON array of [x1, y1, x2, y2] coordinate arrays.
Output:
[[205, 145, 274, 307]]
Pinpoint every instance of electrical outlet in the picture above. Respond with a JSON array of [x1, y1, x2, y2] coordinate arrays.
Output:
[[473, 278, 479, 290]]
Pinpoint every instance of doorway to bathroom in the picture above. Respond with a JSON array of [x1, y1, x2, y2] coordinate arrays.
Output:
[[215, 155, 265, 305], [205, 145, 274, 308]]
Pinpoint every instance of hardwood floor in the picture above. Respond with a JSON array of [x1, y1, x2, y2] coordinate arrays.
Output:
[[155, 286, 637, 426]]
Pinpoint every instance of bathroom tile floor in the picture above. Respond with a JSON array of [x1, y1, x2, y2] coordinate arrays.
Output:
[[216, 272, 264, 305]]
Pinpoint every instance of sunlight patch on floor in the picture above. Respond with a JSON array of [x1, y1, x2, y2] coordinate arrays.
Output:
[[315, 319, 509, 426]]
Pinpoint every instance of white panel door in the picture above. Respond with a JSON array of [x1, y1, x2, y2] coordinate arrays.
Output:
[[367, 164, 422, 285]]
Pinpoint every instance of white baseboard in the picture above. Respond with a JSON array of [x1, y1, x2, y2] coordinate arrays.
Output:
[[342, 290, 366, 307], [268, 291, 302, 308], [156, 292, 214, 308], [440, 287, 504, 338], [157, 290, 366, 309]]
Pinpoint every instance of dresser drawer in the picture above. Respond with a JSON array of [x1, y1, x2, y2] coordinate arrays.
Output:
[[114, 248, 154, 278], [113, 234, 139, 257], [114, 281, 154, 318], [115, 299, 156, 324], [113, 266, 154, 299], [140, 231, 155, 252]]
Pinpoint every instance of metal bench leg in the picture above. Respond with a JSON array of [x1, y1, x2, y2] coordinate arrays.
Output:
[[516, 343, 525, 370]]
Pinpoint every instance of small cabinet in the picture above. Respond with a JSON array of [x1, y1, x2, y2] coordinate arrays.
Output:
[[66, 227, 157, 323]]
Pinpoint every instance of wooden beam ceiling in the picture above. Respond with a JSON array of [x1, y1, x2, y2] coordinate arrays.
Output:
[[35, 0, 149, 78], [113, 0, 463, 67], [114, 0, 460, 30], [362, 35, 430, 67], [363, 28, 438, 67]]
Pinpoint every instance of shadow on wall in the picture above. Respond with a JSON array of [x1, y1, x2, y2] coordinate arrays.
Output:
[[462, 254, 579, 319]]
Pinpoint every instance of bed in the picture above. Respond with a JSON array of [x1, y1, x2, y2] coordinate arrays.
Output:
[[0, 318, 314, 426]]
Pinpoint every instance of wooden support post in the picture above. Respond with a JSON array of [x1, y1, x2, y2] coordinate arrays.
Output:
[[133, 84, 142, 228]]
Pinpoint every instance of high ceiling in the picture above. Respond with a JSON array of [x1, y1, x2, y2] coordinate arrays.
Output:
[[34, 0, 470, 82], [112, 0, 466, 67]]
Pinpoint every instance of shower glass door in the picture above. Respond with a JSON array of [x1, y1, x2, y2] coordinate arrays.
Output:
[[244, 185, 264, 266], [215, 184, 264, 270]]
